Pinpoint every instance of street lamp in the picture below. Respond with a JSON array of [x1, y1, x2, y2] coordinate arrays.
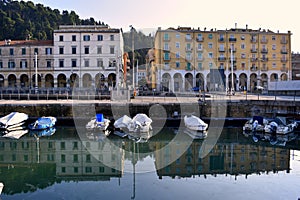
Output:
[[34, 52, 38, 94], [130, 25, 135, 95]]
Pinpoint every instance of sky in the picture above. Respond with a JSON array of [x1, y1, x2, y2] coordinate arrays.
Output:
[[30, 0, 300, 52]]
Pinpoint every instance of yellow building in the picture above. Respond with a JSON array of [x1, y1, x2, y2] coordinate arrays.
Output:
[[152, 26, 292, 92]]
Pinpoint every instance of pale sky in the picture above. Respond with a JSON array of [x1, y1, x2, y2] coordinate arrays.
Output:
[[31, 0, 300, 52]]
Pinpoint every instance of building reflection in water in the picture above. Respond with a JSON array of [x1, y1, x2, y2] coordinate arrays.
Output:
[[0, 127, 293, 195]]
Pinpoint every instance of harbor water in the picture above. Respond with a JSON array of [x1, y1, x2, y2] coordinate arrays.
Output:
[[0, 125, 300, 200]]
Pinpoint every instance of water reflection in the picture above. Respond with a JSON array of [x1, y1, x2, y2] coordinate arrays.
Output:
[[0, 127, 298, 196]]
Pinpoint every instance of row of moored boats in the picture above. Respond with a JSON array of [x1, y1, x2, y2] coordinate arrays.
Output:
[[243, 116, 298, 135], [0, 112, 57, 139]]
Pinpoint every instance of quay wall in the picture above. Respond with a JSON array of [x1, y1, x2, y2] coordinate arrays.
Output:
[[0, 100, 299, 121]]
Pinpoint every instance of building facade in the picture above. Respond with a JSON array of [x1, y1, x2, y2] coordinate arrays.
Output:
[[153, 26, 292, 92], [0, 39, 54, 89]]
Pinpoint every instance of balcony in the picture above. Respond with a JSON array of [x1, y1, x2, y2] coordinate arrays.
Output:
[[261, 66, 268, 71], [281, 67, 288, 72], [163, 47, 171, 52], [250, 66, 258, 71], [281, 39, 288, 44], [185, 37, 192, 42], [218, 48, 226, 52], [261, 48, 268, 53], [281, 58, 288, 63], [250, 58, 258, 62], [229, 38, 237, 42], [228, 47, 237, 52], [197, 48, 203, 52], [218, 38, 225, 42], [250, 38, 257, 43], [251, 48, 258, 53], [261, 57, 268, 62], [163, 37, 171, 41], [281, 49, 288, 54], [261, 39, 268, 43], [196, 37, 204, 42], [218, 57, 226, 61], [163, 56, 171, 61], [185, 47, 193, 52]]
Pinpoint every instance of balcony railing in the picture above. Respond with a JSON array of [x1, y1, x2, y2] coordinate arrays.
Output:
[[229, 38, 237, 42], [261, 57, 268, 62], [196, 37, 204, 42], [251, 48, 258, 53], [281, 49, 288, 54], [251, 38, 257, 43], [163, 37, 171, 41], [228, 47, 237, 52], [250, 66, 258, 71], [281, 67, 288, 72], [218, 57, 226, 61], [218, 38, 225, 42], [218, 48, 226, 52], [250, 58, 258, 62], [163, 56, 171, 61], [185, 47, 192, 52], [261, 48, 268, 53], [261, 39, 268, 43], [163, 47, 171, 51], [281, 58, 288, 63]]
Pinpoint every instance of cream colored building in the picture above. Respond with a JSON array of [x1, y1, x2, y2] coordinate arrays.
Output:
[[152, 26, 292, 92], [0, 39, 54, 88]]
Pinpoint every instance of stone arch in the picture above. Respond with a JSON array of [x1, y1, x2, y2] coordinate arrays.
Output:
[[184, 73, 193, 91], [250, 73, 257, 91], [270, 73, 278, 82], [162, 73, 171, 92], [20, 74, 29, 88], [228, 73, 237, 90], [0, 75, 4, 87], [32, 74, 42, 87], [70, 73, 79, 88], [173, 73, 183, 92], [45, 74, 54, 88], [261, 73, 268, 88], [8, 74, 17, 87], [57, 74, 67, 88], [95, 73, 105, 89], [281, 73, 288, 81], [82, 73, 92, 88], [107, 73, 116, 88], [239, 73, 247, 90]]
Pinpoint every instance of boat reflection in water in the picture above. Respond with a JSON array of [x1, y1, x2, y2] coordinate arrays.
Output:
[[0, 126, 298, 198]]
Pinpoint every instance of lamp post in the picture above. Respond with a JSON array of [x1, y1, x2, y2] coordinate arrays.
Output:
[[130, 25, 135, 95], [34, 52, 38, 94]]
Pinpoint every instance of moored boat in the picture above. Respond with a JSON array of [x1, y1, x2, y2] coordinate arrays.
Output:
[[0, 112, 28, 131], [264, 117, 298, 135], [86, 114, 111, 136], [2, 129, 28, 139], [243, 116, 268, 132], [30, 127, 56, 137], [28, 116, 57, 130], [0, 182, 3, 195], [184, 115, 208, 132]]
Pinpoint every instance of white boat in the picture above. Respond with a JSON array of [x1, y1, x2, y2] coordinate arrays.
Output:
[[128, 114, 153, 133], [0, 112, 28, 130], [86, 114, 111, 136], [28, 116, 56, 130], [243, 116, 268, 132], [114, 115, 133, 130], [0, 182, 3, 195], [2, 129, 28, 139], [184, 115, 208, 131], [184, 128, 207, 139], [264, 117, 298, 135]]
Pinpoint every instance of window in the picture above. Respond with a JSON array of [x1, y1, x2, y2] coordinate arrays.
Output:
[[59, 59, 64, 68], [198, 53, 202, 60], [110, 35, 114, 41], [59, 47, 64, 54], [47, 60, 51, 68], [0, 61, 3, 68], [45, 48, 52, 55], [176, 33, 180, 38], [186, 52, 192, 60], [20, 60, 27, 68], [272, 35, 276, 41], [209, 62, 213, 68], [73, 142, 78, 150], [62, 167, 66, 173], [97, 46, 102, 54], [72, 59, 77, 67], [10, 48, 14, 55], [164, 52, 170, 60], [241, 53, 246, 59], [97, 59, 103, 67], [208, 34, 213, 39], [272, 54, 276, 59], [164, 33, 169, 40], [208, 43, 213, 49], [83, 35, 90, 41], [0, 49, 1, 55], [198, 43, 202, 50], [73, 154, 79, 163], [241, 35, 245, 40], [8, 60, 15, 68], [59, 35, 64, 41], [34, 48, 38, 54], [176, 61, 180, 68], [164, 43, 169, 50], [84, 46, 89, 54], [61, 154, 66, 163], [110, 46, 115, 54], [208, 52, 213, 58], [241, 62, 246, 69], [241, 43, 245, 49], [186, 62, 191, 70], [98, 35, 103, 41], [74, 167, 78, 173], [198, 63, 203, 70], [272, 63, 276, 68], [22, 48, 26, 55], [84, 59, 89, 67], [219, 34, 224, 41], [175, 42, 180, 48], [72, 35, 76, 41], [72, 46, 76, 54], [186, 33, 191, 40], [175, 52, 180, 59], [186, 43, 191, 50], [99, 167, 105, 173], [272, 44, 276, 50], [85, 167, 92, 173]]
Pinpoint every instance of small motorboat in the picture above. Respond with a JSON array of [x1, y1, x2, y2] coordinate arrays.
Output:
[[114, 115, 133, 131], [0, 182, 4, 195], [28, 116, 57, 130], [128, 113, 153, 133], [2, 129, 28, 139], [264, 117, 298, 135], [86, 114, 111, 136], [0, 112, 28, 131], [184, 115, 208, 131], [30, 127, 56, 137], [243, 116, 268, 132]]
